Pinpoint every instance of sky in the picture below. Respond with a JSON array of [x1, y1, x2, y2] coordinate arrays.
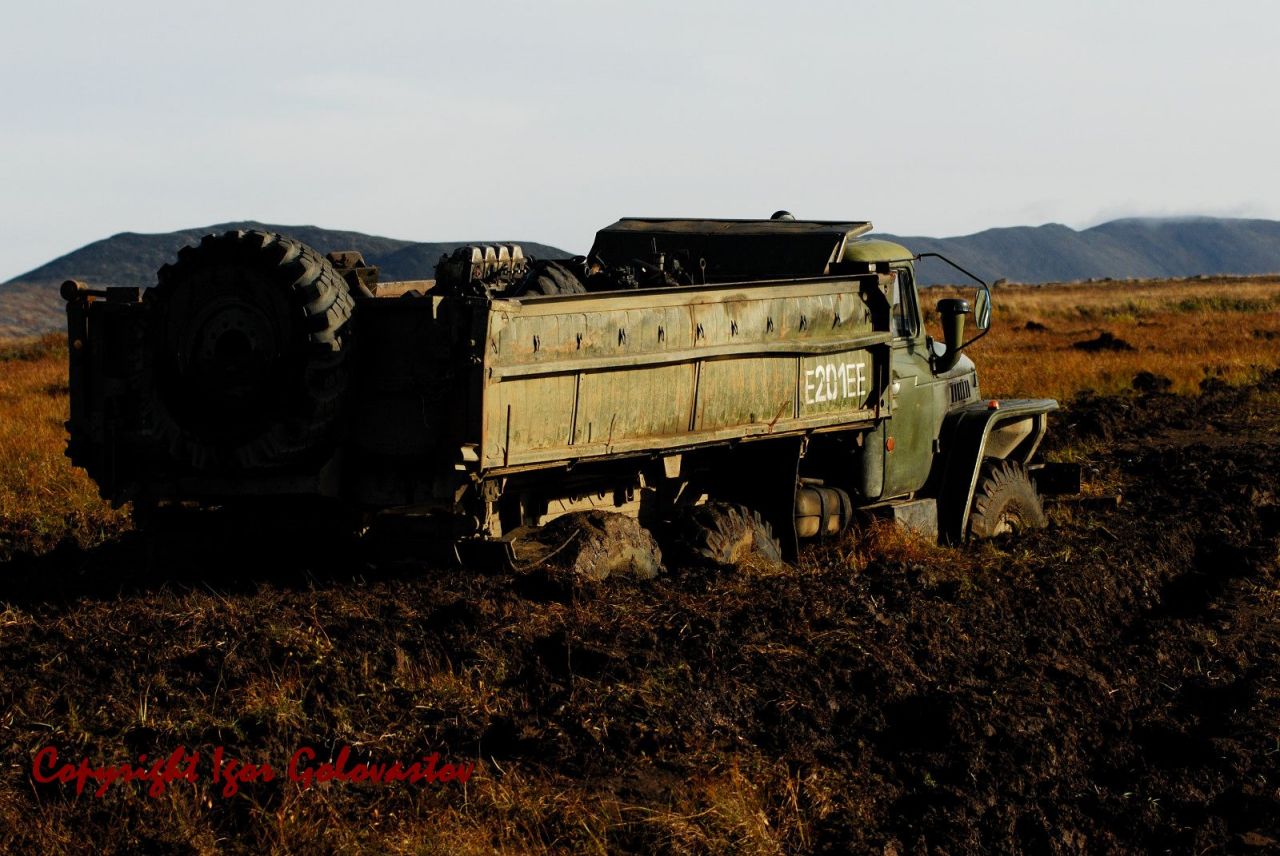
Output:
[[3, 0, 1277, 280]]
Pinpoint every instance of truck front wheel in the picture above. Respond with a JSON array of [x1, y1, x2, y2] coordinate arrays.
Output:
[[968, 460, 1048, 539]]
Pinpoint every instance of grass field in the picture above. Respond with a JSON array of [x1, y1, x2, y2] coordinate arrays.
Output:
[[928, 275, 1280, 399], [1, 276, 1279, 853], [0, 334, 127, 560]]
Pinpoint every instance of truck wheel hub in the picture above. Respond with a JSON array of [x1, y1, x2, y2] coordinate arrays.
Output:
[[188, 297, 278, 405]]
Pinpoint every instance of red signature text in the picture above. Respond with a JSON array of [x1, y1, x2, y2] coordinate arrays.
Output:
[[32, 746, 198, 797], [32, 745, 477, 799], [289, 746, 475, 788]]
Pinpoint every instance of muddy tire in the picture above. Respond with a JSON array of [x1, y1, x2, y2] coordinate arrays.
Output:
[[678, 503, 784, 567], [517, 260, 586, 296], [968, 460, 1048, 539], [141, 230, 354, 471], [517, 511, 665, 582]]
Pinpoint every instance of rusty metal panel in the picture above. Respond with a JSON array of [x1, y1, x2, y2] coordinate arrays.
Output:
[[694, 357, 794, 431], [485, 373, 578, 467], [573, 364, 694, 446], [480, 275, 891, 471]]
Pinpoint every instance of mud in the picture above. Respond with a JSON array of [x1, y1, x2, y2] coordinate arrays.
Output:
[[0, 373, 1278, 852]]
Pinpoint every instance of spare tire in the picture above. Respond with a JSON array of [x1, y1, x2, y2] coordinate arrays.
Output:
[[141, 230, 354, 471], [514, 260, 586, 296]]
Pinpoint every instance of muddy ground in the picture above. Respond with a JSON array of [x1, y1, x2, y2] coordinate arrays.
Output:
[[0, 373, 1277, 853]]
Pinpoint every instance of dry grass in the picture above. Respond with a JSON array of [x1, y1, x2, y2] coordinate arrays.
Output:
[[926, 275, 1280, 399], [0, 333, 129, 559]]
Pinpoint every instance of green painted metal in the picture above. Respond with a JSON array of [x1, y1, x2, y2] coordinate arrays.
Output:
[[882, 264, 938, 499], [479, 275, 892, 471], [935, 399, 1059, 542], [841, 238, 915, 264]]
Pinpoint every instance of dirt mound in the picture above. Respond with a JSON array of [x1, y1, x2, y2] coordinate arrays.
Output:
[[1131, 370, 1173, 393], [1, 376, 1279, 851], [1073, 330, 1136, 351]]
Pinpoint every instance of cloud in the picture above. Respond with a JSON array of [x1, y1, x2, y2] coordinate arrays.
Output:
[[1080, 201, 1275, 229]]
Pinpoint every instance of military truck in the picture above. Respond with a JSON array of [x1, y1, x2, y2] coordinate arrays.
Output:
[[62, 215, 1068, 564]]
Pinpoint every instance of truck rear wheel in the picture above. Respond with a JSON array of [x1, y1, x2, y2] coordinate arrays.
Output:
[[677, 503, 783, 567], [968, 460, 1048, 539], [142, 230, 354, 471]]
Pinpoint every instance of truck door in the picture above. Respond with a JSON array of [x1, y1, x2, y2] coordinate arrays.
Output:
[[882, 266, 938, 498]]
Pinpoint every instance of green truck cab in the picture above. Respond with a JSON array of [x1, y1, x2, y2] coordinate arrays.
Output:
[[62, 215, 1063, 562]]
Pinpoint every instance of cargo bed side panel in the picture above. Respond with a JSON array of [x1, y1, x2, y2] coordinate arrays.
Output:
[[480, 276, 892, 471]]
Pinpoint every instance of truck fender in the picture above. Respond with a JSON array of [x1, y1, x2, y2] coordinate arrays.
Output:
[[936, 399, 1059, 543]]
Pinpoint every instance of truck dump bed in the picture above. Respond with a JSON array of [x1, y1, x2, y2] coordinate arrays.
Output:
[[473, 272, 892, 473]]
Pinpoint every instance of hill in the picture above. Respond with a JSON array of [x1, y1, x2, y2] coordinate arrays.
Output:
[[6, 215, 1280, 337], [0, 222, 567, 338], [881, 216, 1280, 285]]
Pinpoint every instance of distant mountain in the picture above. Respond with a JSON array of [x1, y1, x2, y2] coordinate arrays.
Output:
[[0, 222, 568, 338], [5, 216, 1280, 338], [876, 217, 1280, 286]]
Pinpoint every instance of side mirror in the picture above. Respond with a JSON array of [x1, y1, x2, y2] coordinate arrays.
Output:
[[975, 286, 992, 331], [934, 298, 969, 373]]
